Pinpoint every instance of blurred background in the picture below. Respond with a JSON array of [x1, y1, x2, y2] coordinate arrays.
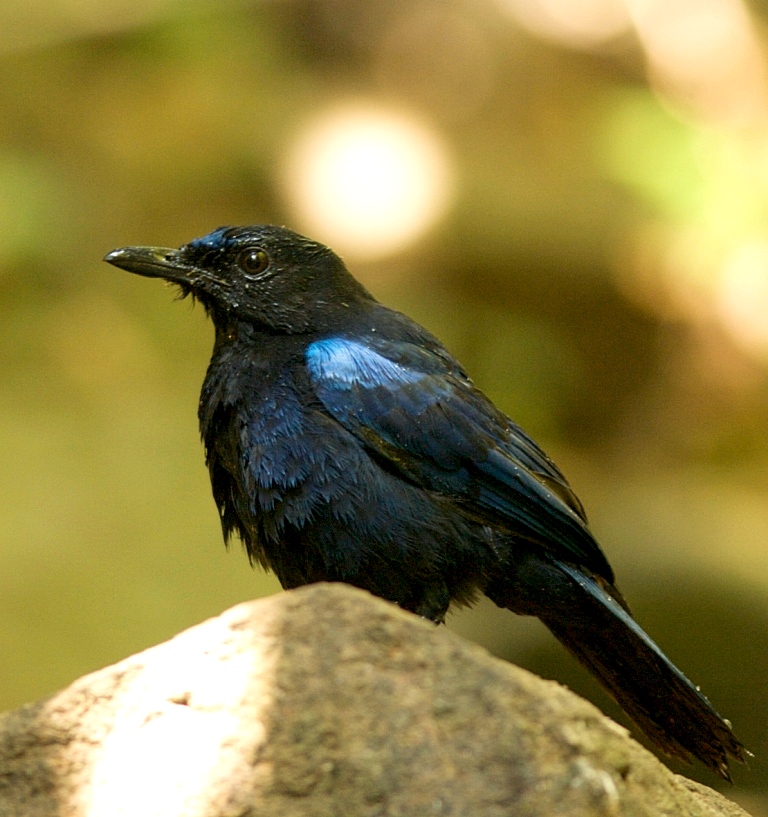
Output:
[[0, 0, 767, 808]]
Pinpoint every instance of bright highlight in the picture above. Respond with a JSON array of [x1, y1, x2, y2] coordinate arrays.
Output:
[[281, 104, 454, 261], [716, 241, 768, 359]]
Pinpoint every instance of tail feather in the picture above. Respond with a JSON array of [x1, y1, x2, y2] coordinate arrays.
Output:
[[488, 553, 747, 779]]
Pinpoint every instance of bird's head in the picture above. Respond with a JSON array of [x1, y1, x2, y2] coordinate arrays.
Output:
[[104, 225, 373, 333]]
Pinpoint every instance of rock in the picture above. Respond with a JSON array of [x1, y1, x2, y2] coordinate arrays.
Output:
[[0, 583, 751, 817]]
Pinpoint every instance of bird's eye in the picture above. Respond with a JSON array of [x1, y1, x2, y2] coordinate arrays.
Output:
[[238, 248, 269, 276]]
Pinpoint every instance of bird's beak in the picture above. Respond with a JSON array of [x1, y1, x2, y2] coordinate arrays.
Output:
[[103, 246, 192, 283]]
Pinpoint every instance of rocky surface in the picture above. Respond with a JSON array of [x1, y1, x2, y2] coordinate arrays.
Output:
[[0, 582, 751, 817]]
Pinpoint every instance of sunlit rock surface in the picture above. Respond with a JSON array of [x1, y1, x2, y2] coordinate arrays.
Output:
[[0, 583, 752, 817]]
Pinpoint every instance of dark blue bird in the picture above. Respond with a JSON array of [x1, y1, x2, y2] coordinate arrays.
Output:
[[105, 225, 745, 778]]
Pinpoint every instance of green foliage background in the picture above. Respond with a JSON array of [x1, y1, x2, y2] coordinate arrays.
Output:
[[0, 0, 766, 807]]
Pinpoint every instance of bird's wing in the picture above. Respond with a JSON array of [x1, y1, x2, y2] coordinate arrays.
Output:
[[305, 335, 610, 577]]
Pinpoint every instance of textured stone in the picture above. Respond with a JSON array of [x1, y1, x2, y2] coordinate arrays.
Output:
[[0, 583, 752, 817]]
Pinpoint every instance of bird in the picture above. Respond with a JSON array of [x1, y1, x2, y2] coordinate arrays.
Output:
[[105, 224, 746, 778]]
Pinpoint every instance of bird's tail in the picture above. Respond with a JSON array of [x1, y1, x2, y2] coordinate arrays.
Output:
[[487, 553, 747, 779]]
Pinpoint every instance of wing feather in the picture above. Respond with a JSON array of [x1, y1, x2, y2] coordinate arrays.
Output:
[[306, 336, 611, 578]]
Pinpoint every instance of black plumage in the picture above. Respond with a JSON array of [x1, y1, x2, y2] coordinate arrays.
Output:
[[105, 225, 746, 778]]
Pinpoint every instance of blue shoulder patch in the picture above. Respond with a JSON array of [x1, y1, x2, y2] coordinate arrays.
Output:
[[307, 338, 425, 389]]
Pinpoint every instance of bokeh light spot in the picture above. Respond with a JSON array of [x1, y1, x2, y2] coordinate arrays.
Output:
[[715, 241, 768, 359], [624, 0, 768, 123], [281, 103, 455, 261], [497, 0, 632, 48]]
